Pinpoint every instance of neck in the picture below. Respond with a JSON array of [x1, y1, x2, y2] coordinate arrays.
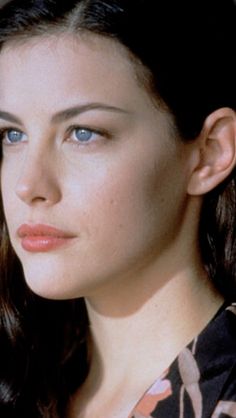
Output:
[[69, 245, 223, 418], [85, 261, 223, 394], [69, 199, 224, 417]]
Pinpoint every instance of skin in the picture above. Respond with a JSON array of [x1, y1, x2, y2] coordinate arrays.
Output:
[[0, 34, 224, 417], [0, 34, 197, 303]]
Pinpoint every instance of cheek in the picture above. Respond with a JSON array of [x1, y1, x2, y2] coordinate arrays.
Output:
[[0, 166, 15, 229], [1, 156, 23, 215], [70, 153, 185, 265]]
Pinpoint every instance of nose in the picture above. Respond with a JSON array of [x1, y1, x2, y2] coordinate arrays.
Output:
[[15, 147, 62, 206]]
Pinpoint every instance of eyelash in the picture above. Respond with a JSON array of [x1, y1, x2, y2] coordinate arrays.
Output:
[[0, 127, 26, 145], [66, 125, 110, 145], [0, 125, 110, 146]]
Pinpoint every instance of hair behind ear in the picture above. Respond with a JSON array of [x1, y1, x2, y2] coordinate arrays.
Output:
[[199, 169, 236, 300]]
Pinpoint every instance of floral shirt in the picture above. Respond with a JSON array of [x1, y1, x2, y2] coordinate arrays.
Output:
[[129, 303, 236, 418]]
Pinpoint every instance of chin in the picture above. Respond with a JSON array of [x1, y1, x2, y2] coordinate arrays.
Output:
[[20, 259, 80, 300]]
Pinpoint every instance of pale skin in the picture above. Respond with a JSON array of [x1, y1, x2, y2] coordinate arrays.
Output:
[[0, 34, 235, 417]]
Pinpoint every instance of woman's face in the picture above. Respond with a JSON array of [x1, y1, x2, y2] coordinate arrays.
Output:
[[0, 34, 195, 300]]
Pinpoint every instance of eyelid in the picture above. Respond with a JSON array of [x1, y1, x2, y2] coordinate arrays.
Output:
[[67, 124, 109, 136], [0, 124, 113, 146], [0, 126, 21, 133], [66, 124, 112, 143]]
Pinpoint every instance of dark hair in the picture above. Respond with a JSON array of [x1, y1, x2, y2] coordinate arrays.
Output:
[[0, 0, 235, 416]]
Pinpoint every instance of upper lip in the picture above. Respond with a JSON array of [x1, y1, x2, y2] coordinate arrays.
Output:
[[17, 223, 76, 238]]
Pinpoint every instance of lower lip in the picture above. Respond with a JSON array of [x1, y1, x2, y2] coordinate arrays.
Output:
[[21, 236, 74, 252]]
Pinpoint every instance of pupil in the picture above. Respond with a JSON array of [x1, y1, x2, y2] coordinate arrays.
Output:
[[8, 130, 22, 143], [75, 129, 92, 142]]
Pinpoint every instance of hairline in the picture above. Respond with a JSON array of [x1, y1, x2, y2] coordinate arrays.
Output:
[[0, 26, 179, 139]]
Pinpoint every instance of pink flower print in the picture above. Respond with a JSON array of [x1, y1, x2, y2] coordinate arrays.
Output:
[[133, 375, 172, 417]]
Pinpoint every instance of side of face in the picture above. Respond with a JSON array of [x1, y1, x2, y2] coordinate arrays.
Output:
[[0, 34, 206, 301]]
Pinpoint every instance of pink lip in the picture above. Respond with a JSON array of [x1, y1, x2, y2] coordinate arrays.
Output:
[[17, 224, 76, 253]]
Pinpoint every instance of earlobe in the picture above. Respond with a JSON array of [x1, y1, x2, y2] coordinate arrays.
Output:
[[187, 108, 236, 196]]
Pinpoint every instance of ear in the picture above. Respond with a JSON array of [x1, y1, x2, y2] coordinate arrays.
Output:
[[187, 108, 236, 196]]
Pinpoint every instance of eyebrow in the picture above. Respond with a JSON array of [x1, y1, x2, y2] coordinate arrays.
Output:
[[52, 103, 129, 123], [0, 103, 129, 125], [0, 111, 21, 124]]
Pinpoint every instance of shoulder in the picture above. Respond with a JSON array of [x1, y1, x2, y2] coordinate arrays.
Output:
[[211, 363, 236, 417], [150, 303, 236, 418], [210, 306, 236, 416], [131, 304, 236, 418]]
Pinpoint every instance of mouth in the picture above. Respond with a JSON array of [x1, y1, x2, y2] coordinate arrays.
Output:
[[17, 223, 77, 253]]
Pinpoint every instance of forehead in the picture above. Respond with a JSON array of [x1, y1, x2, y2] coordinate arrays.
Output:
[[0, 34, 146, 110]]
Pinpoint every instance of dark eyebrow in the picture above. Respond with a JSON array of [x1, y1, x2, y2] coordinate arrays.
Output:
[[0, 103, 129, 126], [0, 111, 22, 124], [51, 103, 129, 123]]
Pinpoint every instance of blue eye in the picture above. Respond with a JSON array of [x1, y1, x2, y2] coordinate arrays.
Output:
[[73, 128, 95, 143], [4, 129, 25, 144]]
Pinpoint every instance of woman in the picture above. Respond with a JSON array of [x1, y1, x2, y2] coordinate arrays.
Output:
[[0, 0, 235, 417]]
